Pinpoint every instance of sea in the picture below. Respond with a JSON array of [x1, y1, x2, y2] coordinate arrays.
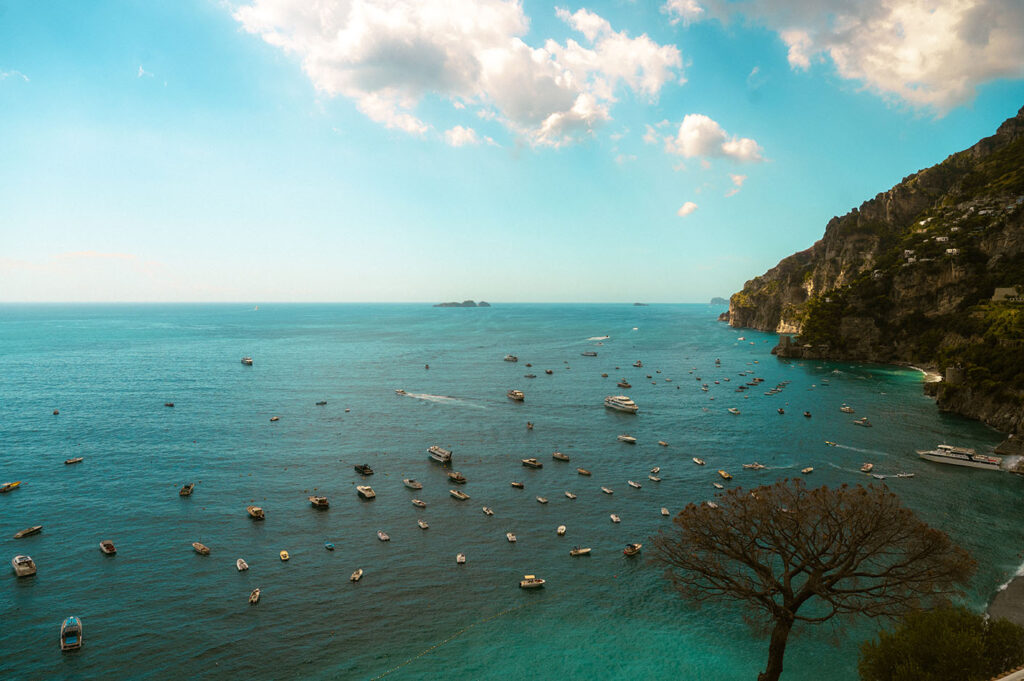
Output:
[[1, 303, 1020, 680]]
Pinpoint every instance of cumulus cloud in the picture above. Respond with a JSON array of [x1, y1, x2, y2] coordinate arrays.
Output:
[[233, 1, 683, 147], [664, 114, 764, 162], [662, 0, 705, 25], [725, 173, 747, 197], [677, 201, 698, 217], [444, 125, 480, 147], [673, 0, 1024, 112]]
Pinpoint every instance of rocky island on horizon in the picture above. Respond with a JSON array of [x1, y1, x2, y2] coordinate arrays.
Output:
[[434, 300, 491, 308], [726, 105, 1024, 437]]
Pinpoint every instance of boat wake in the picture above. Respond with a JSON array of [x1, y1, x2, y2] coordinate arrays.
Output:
[[587, 336, 610, 341], [832, 444, 891, 457], [403, 393, 487, 409]]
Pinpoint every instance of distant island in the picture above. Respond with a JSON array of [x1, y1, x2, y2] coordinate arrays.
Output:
[[710, 297, 729, 305], [434, 300, 490, 307], [633, 302, 649, 306]]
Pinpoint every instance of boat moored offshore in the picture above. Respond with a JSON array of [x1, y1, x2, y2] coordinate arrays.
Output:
[[604, 395, 639, 413], [428, 445, 453, 464], [11, 555, 36, 577], [60, 616, 83, 651], [917, 444, 1001, 470], [357, 486, 376, 499]]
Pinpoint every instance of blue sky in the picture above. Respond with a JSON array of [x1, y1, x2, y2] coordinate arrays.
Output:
[[1, 0, 1022, 302]]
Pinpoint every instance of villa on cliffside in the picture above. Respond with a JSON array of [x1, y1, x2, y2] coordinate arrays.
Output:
[[992, 287, 1023, 303]]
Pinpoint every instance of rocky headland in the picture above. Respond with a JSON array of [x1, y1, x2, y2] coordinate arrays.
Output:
[[727, 106, 1024, 436]]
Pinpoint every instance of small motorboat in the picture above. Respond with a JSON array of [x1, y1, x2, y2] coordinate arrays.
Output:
[[896, 472, 915, 478], [354, 464, 374, 475], [728, 408, 740, 415], [236, 558, 249, 571], [692, 458, 705, 466], [570, 546, 591, 556], [742, 463, 766, 470], [64, 457, 84, 465], [482, 507, 494, 516], [411, 499, 426, 508], [658, 440, 669, 447], [308, 495, 329, 509], [825, 441, 838, 447], [179, 483, 195, 497], [623, 543, 642, 556], [616, 380, 631, 388], [324, 542, 335, 551], [279, 550, 289, 561], [506, 532, 517, 543], [11, 555, 36, 577], [60, 616, 83, 651], [99, 540, 116, 555], [519, 574, 545, 589], [601, 486, 614, 495], [447, 471, 467, 484], [14, 525, 42, 539], [269, 416, 280, 422], [164, 402, 174, 408], [241, 356, 253, 366], [854, 417, 873, 427], [249, 588, 260, 605], [718, 470, 732, 481], [315, 400, 328, 405], [650, 466, 661, 474], [552, 451, 570, 461], [861, 463, 874, 473], [192, 542, 210, 555], [403, 478, 423, 490], [633, 360, 643, 368], [0, 480, 22, 493], [706, 501, 720, 509], [648, 474, 661, 482], [394, 389, 406, 395], [557, 525, 566, 536], [840, 405, 855, 413], [610, 514, 621, 523], [247, 505, 265, 520], [801, 467, 814, 474], [628, 480, 641, 489], [524, 373, 537, 378], [449, 489, 470, 500], [581, 351, 597, 357], [357, 486, 376, 499], [713, 482, 724, 490], [565, 491, 577, 499], [522, 458, 543, 469], [601, 373, 609, 377], [546, 369, 554, 375], [504, 354, 518, 362], [660, 508, 669, 516], [350, 568, 363, 582], [418, 520, 429, 529], [456, 553, 466, 564], [377, 531, 390, 542], [778, 408, 785, 414], [803, 411, 812, 418], [576, 468, 592, 476], [507, 389, 525, 401], [617, 435, 637, 444], [536, 496, 548, 504]]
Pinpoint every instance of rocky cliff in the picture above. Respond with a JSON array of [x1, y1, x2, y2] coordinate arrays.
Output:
[[729, 106, 1024, 434]]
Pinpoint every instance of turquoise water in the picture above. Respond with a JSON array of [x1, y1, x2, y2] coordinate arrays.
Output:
[[1, 303, 1019, 680]]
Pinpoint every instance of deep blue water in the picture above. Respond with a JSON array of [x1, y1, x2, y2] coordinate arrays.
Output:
[[0, 303, 1018, 680]]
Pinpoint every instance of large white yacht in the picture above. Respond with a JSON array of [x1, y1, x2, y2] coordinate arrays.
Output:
[[917, 444, 1002, 470], [604, 395, 639, 414], [428, 445, 452, 464]]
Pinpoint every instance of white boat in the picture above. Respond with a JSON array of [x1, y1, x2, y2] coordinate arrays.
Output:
[[713, 482, 724, 489], [564, 491, 577, 499], [248, 588, 260, 605], [648, 474, 661, 482], [896, 472, 916, 478], [657, 441, 669, 446], [623, 543, 642, 556], [504, 354, 518, 362], [236, 558, 248, 571], [536, 496, 548, 504], [428, 445, 453, 464], [456, 553, 466, 564], [241, 356, 253, 366], [403, 478, 423, 490], [522, 458, 543, 469], [610, 514, 621, 523], [627, 480, 641, 489], [507, 389, 525, 401], [742, 462, 766, 470], [552, 451, 570, 461], [377, 530, 390, 542], [11, 555, 36, 577], [482, 507, 494, 516], [556, 525, 566, 536], [617, 435, 637, 444], [728, 407, 740, 415], [569, 546, 591, 556], [506, 532, 517, 543], [692, 458, 705, 466], [801, 467, 814, 474], [350, 568, 363, 582], [411, 498, 426, 508], [706, 501, 719, 509], [861, 462, 874, 473], [357, 486, 376, 499], [660, 507, 669, 516], [650, 466, 661, 474], [395, 389, 406, 395], [601, 486, 613, 495], [917, 444, 1001, 470], [519, 574, 545, 589], [604, 395, 639, 413], [450, 489, 470, 500], [840, 405, 855, 413], [417, 520, 429, 530]]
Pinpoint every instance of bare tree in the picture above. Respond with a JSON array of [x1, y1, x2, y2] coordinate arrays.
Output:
[[650, 479, 975, 681]]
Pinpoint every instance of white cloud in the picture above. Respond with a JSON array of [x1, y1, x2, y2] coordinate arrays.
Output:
[[615, 153, 637, 164], [662, 0, 705, 26], [683, 0, 1024, 112], [233, 1, 682, 147], [677, 201, 698, 217], [137, 65, 153, 78], [664, 113, 764, 162], [444, 125, 480, 147], [0, 69, 29, 82], [642, 124, 659, 145], [725, 173, 747, 197]]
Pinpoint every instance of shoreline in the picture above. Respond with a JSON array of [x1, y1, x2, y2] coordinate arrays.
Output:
[[989, 563, 1024, 627], [907, 364, 942, 383]]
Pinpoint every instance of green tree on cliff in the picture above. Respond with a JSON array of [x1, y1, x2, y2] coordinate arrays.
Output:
[[650, 480, 975, 681]]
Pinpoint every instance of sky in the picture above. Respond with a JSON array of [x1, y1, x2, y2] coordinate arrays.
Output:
[[1, 0, 1023, 303]]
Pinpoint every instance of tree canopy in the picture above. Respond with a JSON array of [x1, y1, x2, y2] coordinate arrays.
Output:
[[650, 479, 976, 681]]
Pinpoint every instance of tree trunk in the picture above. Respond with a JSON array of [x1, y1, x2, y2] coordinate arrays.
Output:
[[757, 616, 794, 681]]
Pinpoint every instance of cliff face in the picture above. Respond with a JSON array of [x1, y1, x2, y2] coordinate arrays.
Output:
[[729, 106, 1024, 434]]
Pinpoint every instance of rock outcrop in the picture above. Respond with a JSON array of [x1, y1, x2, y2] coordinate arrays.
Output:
[[730, 106, 1024, 434]]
